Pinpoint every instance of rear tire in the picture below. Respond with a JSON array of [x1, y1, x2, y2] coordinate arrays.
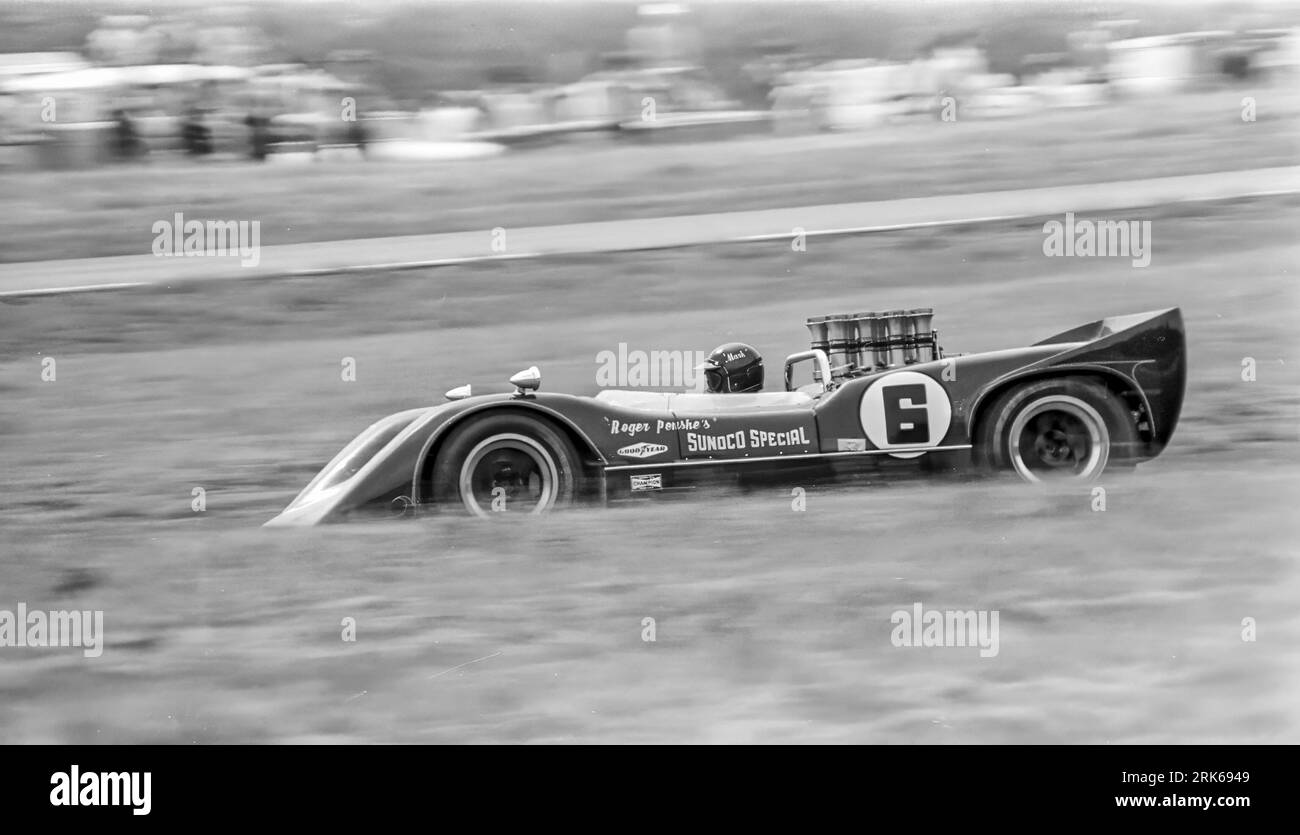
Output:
[[976, 378, 1136, 484], [431, 414, 580, 516]]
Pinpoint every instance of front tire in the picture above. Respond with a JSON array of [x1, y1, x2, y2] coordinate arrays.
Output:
[[430, 414, 580, 516], [976, 378, 1136, 483]]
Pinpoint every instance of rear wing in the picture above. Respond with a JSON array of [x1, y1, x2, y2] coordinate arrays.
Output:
[[1034, 308, 1181, 347]]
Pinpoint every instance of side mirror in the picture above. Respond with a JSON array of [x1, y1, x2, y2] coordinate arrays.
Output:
[[783, 349, 833, 394], [510, 366, 541, 396]]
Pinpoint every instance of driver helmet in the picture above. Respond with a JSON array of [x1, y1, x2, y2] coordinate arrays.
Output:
[[700, 342, 764, 393]]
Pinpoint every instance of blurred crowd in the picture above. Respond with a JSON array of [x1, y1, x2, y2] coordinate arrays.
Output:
[[1, 3, 1297, 169]]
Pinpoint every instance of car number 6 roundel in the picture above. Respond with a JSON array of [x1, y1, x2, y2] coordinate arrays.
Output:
[[859, 371, 953, 459]]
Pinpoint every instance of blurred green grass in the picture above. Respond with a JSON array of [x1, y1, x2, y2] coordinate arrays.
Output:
[[0, 469, 1293, 743]]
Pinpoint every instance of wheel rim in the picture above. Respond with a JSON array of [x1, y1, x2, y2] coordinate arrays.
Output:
[[458, 433, 558, 517], [1008, 395, 1109, 483]]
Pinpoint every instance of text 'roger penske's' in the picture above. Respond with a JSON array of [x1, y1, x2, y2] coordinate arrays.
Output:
[[1115, 794, 1250, 809]]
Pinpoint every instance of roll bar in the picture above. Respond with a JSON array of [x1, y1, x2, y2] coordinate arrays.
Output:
[[783, 349, 833, 394]]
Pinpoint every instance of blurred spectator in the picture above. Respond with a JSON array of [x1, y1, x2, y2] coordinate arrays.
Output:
[[181, 107, 213, 156], [347, 110, 368, 156], [110, 108, 146, 159], [245, 112, 270, 160]]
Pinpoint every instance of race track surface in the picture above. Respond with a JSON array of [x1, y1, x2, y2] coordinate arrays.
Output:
[[1, 165, 1297, 297]]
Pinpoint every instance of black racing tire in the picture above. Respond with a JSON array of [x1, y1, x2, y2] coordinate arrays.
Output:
[[975, 377, 1136, 484], [430, 413, 580, 517]]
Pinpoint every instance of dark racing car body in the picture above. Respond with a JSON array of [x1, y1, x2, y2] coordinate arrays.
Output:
[[266, 307, 1185, 525]]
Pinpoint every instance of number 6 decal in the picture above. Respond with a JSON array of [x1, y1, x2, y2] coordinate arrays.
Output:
[[860, 371, 953, 458]]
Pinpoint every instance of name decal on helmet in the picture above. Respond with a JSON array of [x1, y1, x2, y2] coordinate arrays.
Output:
[[703, 342, 764, 393]]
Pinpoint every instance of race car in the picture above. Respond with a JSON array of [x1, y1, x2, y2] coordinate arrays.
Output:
[[264, 306, 1185, 525]]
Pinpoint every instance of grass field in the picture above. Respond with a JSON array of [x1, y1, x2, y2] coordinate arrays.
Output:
[[0, 193, 1296, 743], [2, 84, 1297, 263]]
